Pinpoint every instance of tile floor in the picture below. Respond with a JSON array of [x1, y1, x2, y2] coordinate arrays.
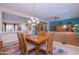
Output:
[[53, 41, 79, 55]]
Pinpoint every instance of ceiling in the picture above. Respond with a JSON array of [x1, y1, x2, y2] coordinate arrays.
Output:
[[0, 3, 79, 21]]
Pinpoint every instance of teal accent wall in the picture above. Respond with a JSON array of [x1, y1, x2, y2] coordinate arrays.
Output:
[[49, 17, 79, 31]]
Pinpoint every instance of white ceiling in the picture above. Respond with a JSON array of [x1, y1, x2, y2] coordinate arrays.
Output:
[[0, 3, 79, 21]]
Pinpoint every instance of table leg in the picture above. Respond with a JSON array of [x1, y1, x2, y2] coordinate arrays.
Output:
[[35, 44, 40, 55]]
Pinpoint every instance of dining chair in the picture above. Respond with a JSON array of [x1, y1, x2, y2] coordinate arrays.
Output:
[[17, 32, 35, 55], [41, 32, 53, 54], [0, 41, 3, 55], [17, 32, 28, 55]]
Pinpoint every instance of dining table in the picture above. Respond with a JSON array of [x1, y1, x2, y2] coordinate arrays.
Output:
[[25, 34, 48, 55]]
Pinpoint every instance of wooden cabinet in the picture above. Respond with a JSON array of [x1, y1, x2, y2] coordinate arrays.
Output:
[[65, 32, 79, 46], [53, 32, 79, 46]]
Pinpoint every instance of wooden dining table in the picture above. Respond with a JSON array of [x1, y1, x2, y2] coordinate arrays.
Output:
[[25, 34, 48, 54]]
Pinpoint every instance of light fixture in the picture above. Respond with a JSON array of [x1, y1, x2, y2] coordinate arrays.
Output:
[[31, 17, 34, 20], [28, 4, 40, 25], [36, 18, 38, 21], [32, 19, 35, 23], [28, 17, 40, 25], [37, 21, 40, 24]]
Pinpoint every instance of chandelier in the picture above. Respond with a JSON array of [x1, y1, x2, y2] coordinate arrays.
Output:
[[28, 17, 40, 25], [28, 4, 40, 25]]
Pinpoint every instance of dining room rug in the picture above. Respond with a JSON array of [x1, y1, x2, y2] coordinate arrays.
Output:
[[2, 43, 68, 55], [52, 47, 68, 55], [2, 43, 20, 55]]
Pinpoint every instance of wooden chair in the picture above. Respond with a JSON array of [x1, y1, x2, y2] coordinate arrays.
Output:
[[17, 32, 27, 55], [41, 32, 53, 54], [17, 32, 35, 55], [0, 41, 3, 55]]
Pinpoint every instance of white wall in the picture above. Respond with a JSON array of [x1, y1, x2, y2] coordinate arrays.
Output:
[[2, 12, 28, 44], [2, 32, 18, 44]]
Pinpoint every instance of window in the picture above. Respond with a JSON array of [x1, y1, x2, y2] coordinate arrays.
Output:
[[6, 24, 14, 31], [2, 23, 19, 31]]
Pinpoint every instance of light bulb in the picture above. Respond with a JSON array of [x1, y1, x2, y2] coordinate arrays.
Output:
[[36, 18, 38, 21], [32, 20, 36, 23], [37, 21, 40, 24], [31, 17, 34, 20]]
